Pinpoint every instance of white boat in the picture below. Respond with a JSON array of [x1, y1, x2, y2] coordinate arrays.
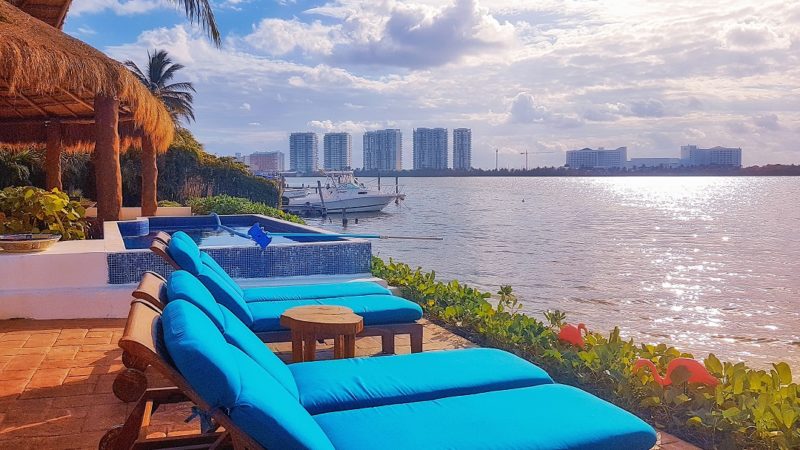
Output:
[[287, 171, 399, 213]]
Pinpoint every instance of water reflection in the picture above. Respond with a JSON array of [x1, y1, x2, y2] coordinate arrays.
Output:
[[294, 176, 800, 369]]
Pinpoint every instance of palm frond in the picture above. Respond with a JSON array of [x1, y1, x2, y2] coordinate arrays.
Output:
[[168, 0, 221, 47]]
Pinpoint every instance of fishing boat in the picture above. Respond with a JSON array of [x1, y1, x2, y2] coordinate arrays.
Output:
[[286, 171, 400, 213]]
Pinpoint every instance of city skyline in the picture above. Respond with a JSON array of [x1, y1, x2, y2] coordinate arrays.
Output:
[[80, 1, 799, 169]]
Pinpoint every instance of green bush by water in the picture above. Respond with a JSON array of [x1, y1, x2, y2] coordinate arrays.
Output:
[[0, 187, 88, 240], [372, 257, 800, 449], [186, 195, 305, 224]]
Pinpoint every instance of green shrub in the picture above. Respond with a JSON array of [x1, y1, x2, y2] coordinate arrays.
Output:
[[187, 195, 305, 224], [372, 257, 800, 449], [0, 187, 88, 240], [157, 200, 182, 207]]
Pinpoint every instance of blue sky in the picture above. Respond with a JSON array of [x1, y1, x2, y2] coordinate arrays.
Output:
[[65, 0, 800, 168]]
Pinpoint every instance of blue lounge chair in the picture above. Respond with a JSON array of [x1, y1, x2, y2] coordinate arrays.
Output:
[[147, 233, 424, 354], [131, 273, 657, 450]]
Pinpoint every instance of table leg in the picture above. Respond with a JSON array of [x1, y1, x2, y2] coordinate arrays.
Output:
[[333, 336, 345, 359], [344, 334, 356, 358], [291, 330, 303, 363], [303, 334, 317, 362]]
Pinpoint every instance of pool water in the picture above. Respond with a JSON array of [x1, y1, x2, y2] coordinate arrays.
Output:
[[123, 226, 299, 249]]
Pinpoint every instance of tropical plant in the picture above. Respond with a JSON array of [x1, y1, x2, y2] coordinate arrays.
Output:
[[125, 50, 196, 126], [168, 0, 220, 45], [0, 186, 88, 240], [187, 195, 304, 224], [0, 149, 42, 188], [371, 257, 800, 449]]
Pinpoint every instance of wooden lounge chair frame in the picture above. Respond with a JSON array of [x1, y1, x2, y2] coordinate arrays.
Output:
[[115, 273, 423, 402], [148, 233, 423, 352], [103, 299, 266, 450]]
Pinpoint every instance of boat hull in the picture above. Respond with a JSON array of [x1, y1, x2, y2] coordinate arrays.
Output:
[[289, 193, 396, 213]]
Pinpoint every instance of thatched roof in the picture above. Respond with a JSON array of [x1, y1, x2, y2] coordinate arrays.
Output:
[[6, 0, 71, 29], [0, 0, 175, 152]]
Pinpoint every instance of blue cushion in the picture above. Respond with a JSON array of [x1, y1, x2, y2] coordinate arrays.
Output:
[[161, 301, 333, 450], [196, 266, 254, 327], [291, 348, 553, 415], [247, 295, 422, 333], [167, 271, 298, 397], [200, 252, 244, 297], [314, 384, 657, 450], [243, 282, 392, 303], [166, 271, 226, 328], [168, 232, 203, 275]]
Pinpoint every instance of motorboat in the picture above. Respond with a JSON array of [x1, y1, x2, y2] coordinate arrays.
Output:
[[287, 171, 400, 213]]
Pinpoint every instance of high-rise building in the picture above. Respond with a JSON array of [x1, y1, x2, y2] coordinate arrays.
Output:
[[363, 129, 402, 171], [680, 145, 742, 167], [323, 133, 352, 171], [289, 132, 318, 174], [248, 151, 284, 173], [565, 147, 627, 169], [453, 128, 472, 170], [413, 128, 448, 170]]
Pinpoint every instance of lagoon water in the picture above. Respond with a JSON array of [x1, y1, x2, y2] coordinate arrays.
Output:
[[296, 176, 800, 369]]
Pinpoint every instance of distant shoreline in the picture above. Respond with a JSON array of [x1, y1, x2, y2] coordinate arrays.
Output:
[[287, 164, 800, 178]]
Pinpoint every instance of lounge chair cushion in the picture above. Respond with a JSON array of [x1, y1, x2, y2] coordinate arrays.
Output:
[[315, 384, 657, 450], [168, 232, 204, 274], [166, 271, 298, 397], [243, 281, 392, 303], [247, 295, 423, 333], [162, 300, 334, 450], [195, 266, 254, 327], [291, 348, 553, 414], [200, 252, 244, 297]]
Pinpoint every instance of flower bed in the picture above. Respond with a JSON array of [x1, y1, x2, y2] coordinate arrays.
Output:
[[372, 257, 799, 449]]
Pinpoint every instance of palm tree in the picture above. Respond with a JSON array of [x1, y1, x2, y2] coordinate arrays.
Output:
[[125, 49, 197, 216], [125, 50, 196, 126], [172, 0, 220, 46]]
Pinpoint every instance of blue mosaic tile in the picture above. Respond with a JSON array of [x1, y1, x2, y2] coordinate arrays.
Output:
[[108, 240, 371, 284]]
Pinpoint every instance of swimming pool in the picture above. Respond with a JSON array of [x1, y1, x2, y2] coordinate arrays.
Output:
[[107, 214, 369, 284]]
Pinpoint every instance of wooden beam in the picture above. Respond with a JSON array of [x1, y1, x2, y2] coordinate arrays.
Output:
[[94, 94, 122, 222], [48, 94, 79, 118], [0, 97, 25, 118], [0, 116, 136, 126], [17, 92, 49, 116], [58, 88, 94, 112], [45, 120, 63, 190]]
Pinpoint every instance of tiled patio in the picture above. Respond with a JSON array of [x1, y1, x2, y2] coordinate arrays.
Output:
[[0, 318, 697, 449]]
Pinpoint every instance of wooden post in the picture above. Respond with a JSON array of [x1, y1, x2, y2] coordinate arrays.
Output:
[[141, 135, 158, 217], [94, 94, 122, 222], [45, 120, 62, 191]]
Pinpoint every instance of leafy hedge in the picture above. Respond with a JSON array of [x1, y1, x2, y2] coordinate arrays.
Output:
[[372, 257, 799, 449], [186, 195, 305, 224], [0, 187, 88, 240]]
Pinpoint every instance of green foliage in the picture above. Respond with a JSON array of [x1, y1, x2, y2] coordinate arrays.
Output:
[[186, 195, 304, 224], [0, 187, 88, 240], [157, 200, 182, 207], [0, 149, 45, 188], [372, 256, 800, 449]]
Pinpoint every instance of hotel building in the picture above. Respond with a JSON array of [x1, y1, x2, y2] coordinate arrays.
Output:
[[565, 147, 627, 169], [289, 132, 318, 174], [413, 127, 448, 170], [323, 133, 352, 171], [248, 151, 285, 173], [680, 145, 742, 167], [363, 129, 402, 171], [453, 128, 472, 170]]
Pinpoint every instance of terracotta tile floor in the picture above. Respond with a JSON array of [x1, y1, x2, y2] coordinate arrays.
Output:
[[0, 318, 698, 450]]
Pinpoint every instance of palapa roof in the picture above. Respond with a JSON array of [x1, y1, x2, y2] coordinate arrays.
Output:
[[0, 0, 175, 151], [6, 0, 71, 29]]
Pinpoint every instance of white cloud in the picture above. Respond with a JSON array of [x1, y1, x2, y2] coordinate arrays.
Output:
[[98, 0, 800, 167], [69, 0, 168, 16], [240, 103, 252, 111]]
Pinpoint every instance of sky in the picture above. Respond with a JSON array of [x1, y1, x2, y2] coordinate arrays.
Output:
[[64, 0, 800, 168]]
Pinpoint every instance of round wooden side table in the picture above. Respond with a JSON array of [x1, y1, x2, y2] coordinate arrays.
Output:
[[280, 305, 364, 363]]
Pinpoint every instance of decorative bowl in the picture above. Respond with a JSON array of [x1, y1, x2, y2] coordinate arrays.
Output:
[[0, 234, 62, 253]]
